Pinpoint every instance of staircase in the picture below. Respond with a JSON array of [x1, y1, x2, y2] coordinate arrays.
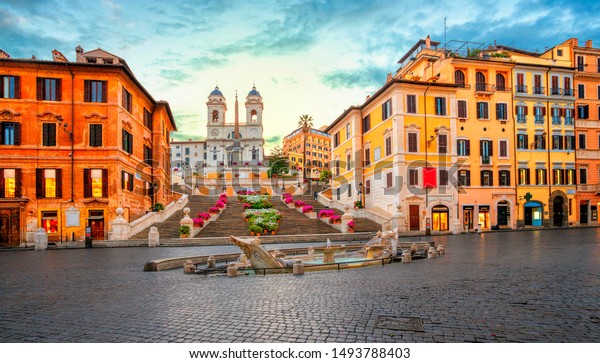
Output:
[[196, 199, 252, 237], [294, 184, 383, 233], [269, 199, 340, 235], [130, 195, 219, 239]]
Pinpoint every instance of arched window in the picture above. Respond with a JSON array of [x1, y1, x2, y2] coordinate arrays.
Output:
[[227, 131, 242, 139], [454, 70, 466, 88], [476, 72, 486, 91], [250, 110, 257, 123], [251, 146, 258, 160], [211, 147, 218, 161], [212, 110, 219, 122], [496, 74, 506, 91]]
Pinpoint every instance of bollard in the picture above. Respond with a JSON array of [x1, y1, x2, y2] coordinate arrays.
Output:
[[206, 256, 216, 269], [293, 260, 305, 275], [402, 249, 412, 263], [410, 243, 418, 254], [428, 246, 437, 258], [436, 245, 445, 255], [227, 263, 239, 277]]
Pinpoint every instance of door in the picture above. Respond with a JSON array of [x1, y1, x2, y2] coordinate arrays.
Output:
[[0, 208, 20, 246], [553, 197, 564, 227], [409, 205, 420, 231], [580, 201, 589, 224], [88, 210, 105, 240], [497, 205, 508, 226]]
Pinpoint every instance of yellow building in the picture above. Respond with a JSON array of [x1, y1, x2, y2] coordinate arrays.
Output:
[[282, 126, 331, 181], [325, 57, 460, 234], [397, 38, 517, 231], [486, 45, 577, 227]]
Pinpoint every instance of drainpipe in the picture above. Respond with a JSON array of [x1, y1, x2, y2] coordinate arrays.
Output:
[[65, 62, 75, 203], [545, 66, 552, 224], [424, 83, 431, 235]]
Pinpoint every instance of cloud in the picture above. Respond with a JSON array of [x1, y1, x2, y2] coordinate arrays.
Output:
[[159, 69, 191, 83], [321, 66, 389, 90], [186, 55, 229, 71]]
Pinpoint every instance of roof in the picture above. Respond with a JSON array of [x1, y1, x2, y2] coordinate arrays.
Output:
[[247, 86, 261, 97], [397, 38, 441, 65], [209, 86, 224, 97]]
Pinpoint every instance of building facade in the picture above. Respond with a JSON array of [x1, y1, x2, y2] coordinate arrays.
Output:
[[0, 47, 176, 246], [282, 126, 331, 180]]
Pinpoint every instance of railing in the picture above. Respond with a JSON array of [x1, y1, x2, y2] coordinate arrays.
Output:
[[481, 155, 491, 165], [128, 194, 189, 238], [563, 89, 574, 96], [516, 115, 527, 123], [577, 184, 600, 192], [552, 116, 561, 125], [550, 87, 562, 96], [495, 85, 511, 92], [455, 83, 471, 89], [534, 116, 545, 124], [533, 86, 545, 95], [565, 117, 574, 125], [475, 83, 494, 93], [516, 85, 527, 93]]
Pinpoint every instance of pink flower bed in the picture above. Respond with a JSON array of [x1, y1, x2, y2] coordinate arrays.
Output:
[[302, 205, 314, 213], [197, 212, 211, 220], [215, 200, 226, 208], [284, 197, 294, 204], [329, 215, 341, 223], [242, 203, 252, 210], [192, 218, 204, 227], [347, 220, 356, 229], [294, 201, 306, 208], [209, 207, 220, 214], [318, 209, 335, 218]]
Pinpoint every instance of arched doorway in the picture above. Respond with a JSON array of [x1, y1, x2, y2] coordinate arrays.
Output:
[[497, 200, 509, 227], [432, 205, 449, 231], [524, 201, 543, 227], [553, 196, 564, 226]]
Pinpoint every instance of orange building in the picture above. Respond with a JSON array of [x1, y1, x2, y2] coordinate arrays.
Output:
[[282, 126, 331, 181], [0, 47, 176, 246]]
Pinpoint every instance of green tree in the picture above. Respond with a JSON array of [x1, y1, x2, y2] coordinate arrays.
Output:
[[266, 145, 289, 178], [297, 114, 314, 130], [319, 169, 332, 181]]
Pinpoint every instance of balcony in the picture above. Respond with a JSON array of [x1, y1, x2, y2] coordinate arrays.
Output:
[[577, 149, 600, 159], [534, 116, 545, 124], [552, 116, 561, 125], [475, 83, 495, 95], [577, 184, 600, 192], [517, 115, 527, 123], [481, 155, 491, 165], [563, 89, 574, 96], [516, 85, 528, 93], [550, 87, 562, 96], [564, 117, 574, 125], [533, 86, 545, 95]]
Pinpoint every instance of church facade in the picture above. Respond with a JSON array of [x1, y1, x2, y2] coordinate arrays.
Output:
[[205, 86, 265, 166]]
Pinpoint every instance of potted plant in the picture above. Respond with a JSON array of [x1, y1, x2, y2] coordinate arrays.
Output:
[[329, 215, 341, 224], [178, 225, 190, 238], [354, 200, 363, 209], [192, 218, 204, 228], [347, 220, 356, 232], [152, 202, 165, 212], [302, 205, 313, 213]]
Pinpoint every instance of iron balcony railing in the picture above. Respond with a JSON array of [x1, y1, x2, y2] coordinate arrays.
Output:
[[565, 117, 574, 125], [516, 85, 527, 93], [475, 83, 494, 93], [563, 89, 574, 96], [552, 116, 561, 125], [533, 86, 545, 95], [550, 87, 562, 96], [534, 116, 545, 124], [517, 115, 527, 123]]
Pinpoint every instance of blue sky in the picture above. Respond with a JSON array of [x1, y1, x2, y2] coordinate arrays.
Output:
[[2, 0, 600, 152]]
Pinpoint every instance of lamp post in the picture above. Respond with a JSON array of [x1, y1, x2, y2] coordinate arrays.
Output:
[[359, 182, 364, 209]]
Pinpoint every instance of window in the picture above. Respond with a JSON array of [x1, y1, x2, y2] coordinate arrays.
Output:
[[385, 136, 392, 156], [475, 72, 486, 91], [347, 184, 352, 197], [578, 84, 585, 99], [385, 172, 393, 188], [551, 108, 561, 124], [480, 170, 493, 186], [551, 75, 560, 95], [439, 169, 448, 186], [122, 87, 132, 113], [382, 99, 392, 120], [557, 49, 563, 56], [408, 133, 418, 152], [553, 169, 563, 185], [41, 211, 58, 234], [1, 122, 20, 145], [579, 133, 587, 149], [185, 148, 190, 155], [37, 77, 61, 101], [122, 170, 134, 191], [534, 106, 545, 123], [345, 123, 351, 139], [577, 55, 584, 71], [496, 103, 507, 121], [42, 123, 56, 146], [373, 147, 381, 161], [457, 100, 467, 118], [516, 73, 526, 93], [365, 180, 371, 195], [458, 170, 470, 186], [364, 148, 370, 166], [516, 105, 527, 123], [565, 135, 575, 150], [144, 108, 152, 129], [566, 169, 576, 185], [564, 77, 572, 96], [499, 140, 508, 158], [84, 168, 108, 198], [122, 129, 133, 154], [517, 134, 529, 149], [362, 115, 370, 133], [580, 168, 588, 184], [578, 104, 589, 119], [89, 124, 102, 147], [36, 168, 62, 198], [533, 74, 543, 94], [435, 97, 446, 115], [333, 132, 340, 147], [407, 95, 416, 113], [334, 160, 340, 176], [534, 134, 546, 150], [552, 135, 564, 150], [454, 70, 466, 88], [518, 168, 530, 185], [564, 108, 574, 124], [409, 169, 419, 186], [144, 145, 152, 165], [0, 75, 20, 99], [438, 134, 447, 154], [480, 140, 492, 164], [477, 102, 489, 119], [84, 80, 107, 103], [252, 147, 258, 160], [499, 170, 510, 186], [0, 169, 20, 198], [536, 169, 547, 185], [212, 110, 219, 123], [457, 139, 470, 156], [496, 74, 506, 91], [346, 153, 352, 171]]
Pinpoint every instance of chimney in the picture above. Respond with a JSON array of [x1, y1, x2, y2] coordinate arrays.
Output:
[[75, 45, 84, 62], [586, 40, 593, 48], [425, 35, 431, 49], [572, 38, 578, 47]]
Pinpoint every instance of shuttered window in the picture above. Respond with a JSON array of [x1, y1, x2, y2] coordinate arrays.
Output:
[[84, 80, 107, 103], [89, 124, 102, 147], [42, 123, 57, 146], [37, 78, 62, 101]]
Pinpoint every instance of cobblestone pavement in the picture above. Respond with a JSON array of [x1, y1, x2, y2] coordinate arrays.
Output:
[[1, 229, 599, 343]]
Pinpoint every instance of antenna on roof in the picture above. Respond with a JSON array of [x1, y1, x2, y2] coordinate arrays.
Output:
[[444, 17, 447, 50]]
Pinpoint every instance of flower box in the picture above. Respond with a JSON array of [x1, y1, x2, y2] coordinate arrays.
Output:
[[302, 205, 313, 213], [329, 215, 341, 224]]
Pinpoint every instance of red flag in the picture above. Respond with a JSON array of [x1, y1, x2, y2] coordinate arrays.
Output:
[[423, 167, 437, 188]]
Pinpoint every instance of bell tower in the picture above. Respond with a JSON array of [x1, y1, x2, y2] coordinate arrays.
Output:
[[245, 85, 263, 124], [206, 86, 227, 126]]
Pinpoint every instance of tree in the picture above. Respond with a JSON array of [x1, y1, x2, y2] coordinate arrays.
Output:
[[266, 145, 289, 178], [319, 170, 332, 181], [297, 114, 314, 130]]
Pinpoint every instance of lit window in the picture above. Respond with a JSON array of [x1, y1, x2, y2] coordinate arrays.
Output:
[[91, 169, 103, 197]]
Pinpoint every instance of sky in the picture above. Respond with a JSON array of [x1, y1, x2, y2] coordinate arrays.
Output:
[[2, 0, 600, 153]]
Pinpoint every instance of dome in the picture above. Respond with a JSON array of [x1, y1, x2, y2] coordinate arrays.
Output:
[[247, 85, 261, 97], [209, 86, 223, 97]]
